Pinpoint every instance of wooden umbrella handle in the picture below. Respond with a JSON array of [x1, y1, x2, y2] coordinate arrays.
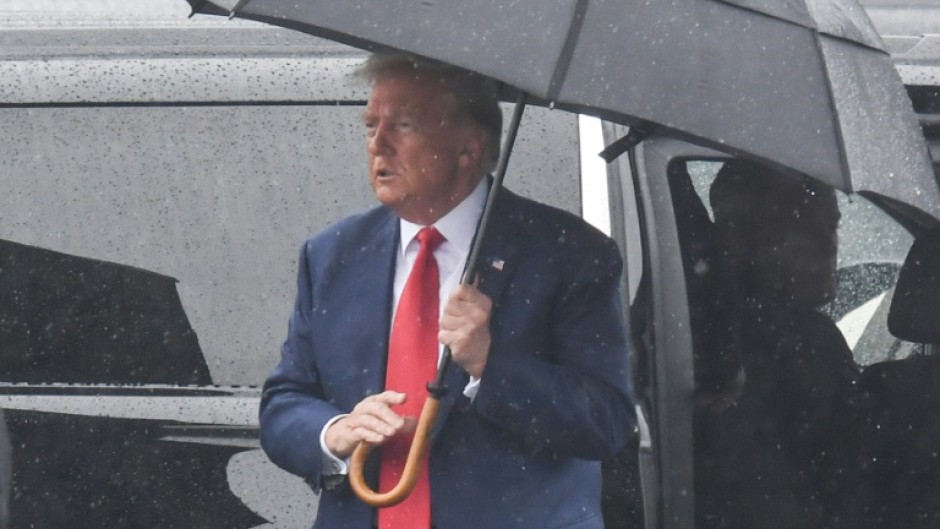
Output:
[[348, 395, 441, 507]]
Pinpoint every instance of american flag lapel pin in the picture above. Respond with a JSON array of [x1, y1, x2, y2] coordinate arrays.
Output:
[[491, 258, 505, 271]]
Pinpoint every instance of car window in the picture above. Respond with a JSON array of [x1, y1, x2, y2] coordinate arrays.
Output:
[[1, 104, 580, 386], [683, 160, 917, 365], [675, 158, 937, 529]]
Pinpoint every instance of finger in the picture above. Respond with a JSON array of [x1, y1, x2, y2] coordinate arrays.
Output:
[[459, 271, 480, 287], [400, 416, 418, 435], [444, 291, 491, 320], [327, 411, 398, 456], [352, 392, 407, 428], [448, 284, 476, 303], [368, 390, 407, 406], [456, 285, 492, 309], [438, 311, 460, 332], [358, 391, 407, 417], [350, 410, 419, 443], [348, 411, 403, 438], [438, 328, 455, 348], [441, 304, 489, 329]]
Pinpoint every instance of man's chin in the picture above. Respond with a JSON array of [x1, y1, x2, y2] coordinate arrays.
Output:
[[373, 188, 403, 207], [372, 180, 402, 202], [373, 189, 416, 219]]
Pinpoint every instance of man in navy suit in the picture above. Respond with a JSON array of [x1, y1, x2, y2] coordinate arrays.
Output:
[[260, 53, 635, 529]]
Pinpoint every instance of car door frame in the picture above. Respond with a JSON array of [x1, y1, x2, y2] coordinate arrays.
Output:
[[606, 130, 731, 529]]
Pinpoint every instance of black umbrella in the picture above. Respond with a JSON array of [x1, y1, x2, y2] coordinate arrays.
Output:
[[189, 0, 939, 220], [186, 0, 940, 505]]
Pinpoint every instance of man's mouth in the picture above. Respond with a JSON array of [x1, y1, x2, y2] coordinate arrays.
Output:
[[375, 168, 397, 179]]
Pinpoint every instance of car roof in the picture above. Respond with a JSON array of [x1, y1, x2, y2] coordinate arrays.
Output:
[[860, 0, 940, 62], [0, 1, 351, 60]]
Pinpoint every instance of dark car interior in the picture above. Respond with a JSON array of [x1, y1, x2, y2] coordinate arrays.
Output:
[[657, 158, 940, 529]]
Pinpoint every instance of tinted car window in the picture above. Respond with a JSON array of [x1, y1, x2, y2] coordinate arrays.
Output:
[[675, 159, 937, 529]]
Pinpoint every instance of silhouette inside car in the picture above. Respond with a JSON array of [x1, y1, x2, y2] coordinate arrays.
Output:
[[693, 160, 874, 529]]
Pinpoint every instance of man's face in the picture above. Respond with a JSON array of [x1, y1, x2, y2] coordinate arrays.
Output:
[[363, 70, 483, 225], [717, 182, 840, 308], [748, 200, 839, 306]]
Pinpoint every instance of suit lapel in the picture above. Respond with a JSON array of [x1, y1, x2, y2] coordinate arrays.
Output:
[[345, 210, 399, 399], [474, 190, 526, 305]]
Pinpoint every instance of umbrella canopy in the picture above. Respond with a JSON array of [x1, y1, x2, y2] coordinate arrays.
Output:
[[188, 0, 939, 221]]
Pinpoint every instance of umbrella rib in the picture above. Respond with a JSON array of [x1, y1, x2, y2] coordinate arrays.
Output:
[[547, 0, 589, 102], [811, 30, 854, 193], [229, 0, 252, 17]]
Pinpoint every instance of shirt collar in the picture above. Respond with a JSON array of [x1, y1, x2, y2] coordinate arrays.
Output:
[[399, 178, 488, 254]]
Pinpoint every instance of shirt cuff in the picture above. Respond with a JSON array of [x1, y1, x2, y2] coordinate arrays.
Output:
[[319, 414, 350, 475], [463, 376, 481, 400]]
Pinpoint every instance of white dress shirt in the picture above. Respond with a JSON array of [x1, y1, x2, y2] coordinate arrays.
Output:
[[319, 178, 488, 475]]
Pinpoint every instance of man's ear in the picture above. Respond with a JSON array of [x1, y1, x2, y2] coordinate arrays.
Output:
[[457, 128, 486, 169]]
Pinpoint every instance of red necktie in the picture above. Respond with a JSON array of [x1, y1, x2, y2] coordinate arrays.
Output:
[[379, 227, 444, 529]]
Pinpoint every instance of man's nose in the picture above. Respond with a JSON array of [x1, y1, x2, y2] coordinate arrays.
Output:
[[368, 123, 393, 156]]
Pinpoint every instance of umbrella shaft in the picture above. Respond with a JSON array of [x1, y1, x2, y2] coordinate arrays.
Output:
[[428, 93, 528, 396]]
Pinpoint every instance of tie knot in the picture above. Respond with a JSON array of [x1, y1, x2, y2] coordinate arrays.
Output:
[[416, 227, 445, 253]]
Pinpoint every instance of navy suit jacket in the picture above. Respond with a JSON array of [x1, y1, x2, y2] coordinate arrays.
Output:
[[260, 187, 635, 529]]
